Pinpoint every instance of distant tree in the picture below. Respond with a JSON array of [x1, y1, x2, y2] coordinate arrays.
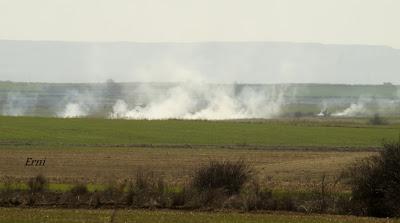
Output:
[[104, 78, 122, 99], [368, 113, 387, 125]]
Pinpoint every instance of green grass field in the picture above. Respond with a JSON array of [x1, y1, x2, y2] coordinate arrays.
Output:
[[0, 208, 398, 223], [0, 116, 399, 147]]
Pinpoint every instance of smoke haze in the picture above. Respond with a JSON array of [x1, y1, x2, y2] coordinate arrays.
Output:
[[2, 92, 38, 116], [0, 41, 399, 120], [109, 83, 291, 120]]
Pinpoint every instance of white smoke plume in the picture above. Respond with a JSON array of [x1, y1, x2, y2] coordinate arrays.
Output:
[[323, 93, 400, 117], [331, 96, 396, 117], [110, 83, 290, 120], [57, 90, 98, 118], [331, 95, 375, 117], [2, 92, 37, 116], [332, 103, 368, 117], [317, 101, 329, 117], [58, 103, 87, 118]]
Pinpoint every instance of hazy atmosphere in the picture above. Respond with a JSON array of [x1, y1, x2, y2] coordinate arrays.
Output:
[[1, 0, 400, 84]]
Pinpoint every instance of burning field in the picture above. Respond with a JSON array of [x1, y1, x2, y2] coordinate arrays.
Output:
[[1, 82, 399, 119]]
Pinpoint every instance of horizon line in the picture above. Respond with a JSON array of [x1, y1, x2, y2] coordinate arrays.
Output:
[[1, 80, 398, 86]]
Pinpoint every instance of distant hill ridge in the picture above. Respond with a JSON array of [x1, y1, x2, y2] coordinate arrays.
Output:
[[0, 40, 399, 84]]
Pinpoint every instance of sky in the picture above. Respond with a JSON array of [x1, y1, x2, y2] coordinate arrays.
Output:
[[0, 0, 400, 48]]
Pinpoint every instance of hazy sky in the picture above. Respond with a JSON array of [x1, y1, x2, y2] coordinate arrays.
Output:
[[1, 0, 400, 48]]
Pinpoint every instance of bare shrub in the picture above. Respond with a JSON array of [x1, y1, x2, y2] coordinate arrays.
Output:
[[89, 192, 102, 208], [192, 160, 252, 196], [70, 183, 88, 196], [343, 141, 400, 217], [239, 180, 275, 211], [169, 187, 187, 207], [125, 171, 167, 208], [99, 179, 128, 205], [115, 179, 128, 193], [299, 174, 343, 214], [27, 174, 48, 192]]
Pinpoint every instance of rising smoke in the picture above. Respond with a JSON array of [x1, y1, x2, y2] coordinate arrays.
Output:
[[57, 90, 99, 118], [332, 103, 368, 117], [1, 82, 399, 119], [58, 103, 88, 118], [327, 95, 400, 117], [110, 83, 291, 120], [1, 92, 37, 116]]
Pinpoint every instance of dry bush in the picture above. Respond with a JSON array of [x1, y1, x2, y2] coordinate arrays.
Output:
[[125, 171, 167, 208], [102, 181, 124, 198], [70, 183, 88, 196], [27, 174, 48, 192], [238, 180, 275, 211], [343, 141, 400, 217], [180, 160, 254, 209], [297, 174, 343, 214], [191, 160, 252, 196], [89, 192, 102, 208]]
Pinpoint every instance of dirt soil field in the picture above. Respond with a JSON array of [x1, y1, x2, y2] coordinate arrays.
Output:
[[0, 146, 373, 190]]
